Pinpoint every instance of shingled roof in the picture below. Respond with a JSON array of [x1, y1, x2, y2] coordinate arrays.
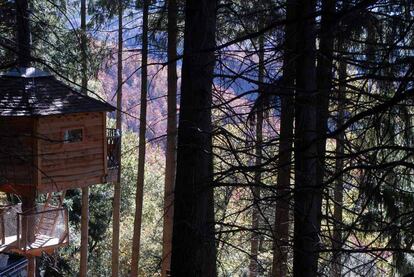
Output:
[[0, 68, 115, 116]]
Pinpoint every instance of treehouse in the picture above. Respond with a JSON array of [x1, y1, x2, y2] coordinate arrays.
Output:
[[0, 67, 119, 258]]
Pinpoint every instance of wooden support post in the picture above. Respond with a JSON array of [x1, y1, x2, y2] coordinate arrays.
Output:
[[21, 194, 36, 244], [16, 214, 20, 249], [27, 256, 36, 277], [80, 187, 89, 277], [1, 211, 5, 244], [21, 192, 36, 277]]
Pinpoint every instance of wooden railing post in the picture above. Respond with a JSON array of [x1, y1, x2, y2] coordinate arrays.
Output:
[[16, 213, 20, 249]]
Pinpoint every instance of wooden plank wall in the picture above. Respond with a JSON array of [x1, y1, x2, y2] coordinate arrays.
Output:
[[0, 117, 36, 192], [38, 112, 106, 192]]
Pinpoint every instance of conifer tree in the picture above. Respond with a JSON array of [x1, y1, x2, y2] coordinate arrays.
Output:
[[170, 0, 218, 275]]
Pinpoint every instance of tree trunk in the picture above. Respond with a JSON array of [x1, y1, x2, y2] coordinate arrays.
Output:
[[292, 0, 320, 275], [331, 45, 346, 277], [112, 1, 123, 276], [161, 0, 178, 275], [15, 0, 30, 67], [315, 0, 336, 273], [170, 0, 217, 275], [271, 1, 296, 276], [80, 0, 87, 95], [249, 32, 264, 277], [315, 0, 336, 230], [130, 0, 148, 276], [80, 187, 89, 277], [79, 1, 89, 275]]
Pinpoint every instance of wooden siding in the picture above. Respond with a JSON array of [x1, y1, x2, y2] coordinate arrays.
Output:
[[38, 112, 106, 192], [0, 117, 36, 193]]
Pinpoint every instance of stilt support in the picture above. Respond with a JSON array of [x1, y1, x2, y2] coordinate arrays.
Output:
[[80, 187, 89, 277], [112, 181, 121, 277]]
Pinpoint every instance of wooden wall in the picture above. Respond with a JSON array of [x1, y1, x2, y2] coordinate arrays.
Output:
[[0, 117, 36, 195], [37, 112, 107, 192]]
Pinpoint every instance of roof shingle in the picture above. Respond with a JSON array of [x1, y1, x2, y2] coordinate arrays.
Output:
[[0, 68, 115, 116]]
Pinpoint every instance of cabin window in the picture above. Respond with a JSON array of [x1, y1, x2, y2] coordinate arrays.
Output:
[[63, 128, 83, 143]]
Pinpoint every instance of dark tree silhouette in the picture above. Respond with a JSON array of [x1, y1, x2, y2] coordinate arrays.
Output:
[[170, 0, 218, 275]]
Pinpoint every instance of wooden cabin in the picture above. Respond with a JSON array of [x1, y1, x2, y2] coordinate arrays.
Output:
[[0, 67, 119, 258]]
